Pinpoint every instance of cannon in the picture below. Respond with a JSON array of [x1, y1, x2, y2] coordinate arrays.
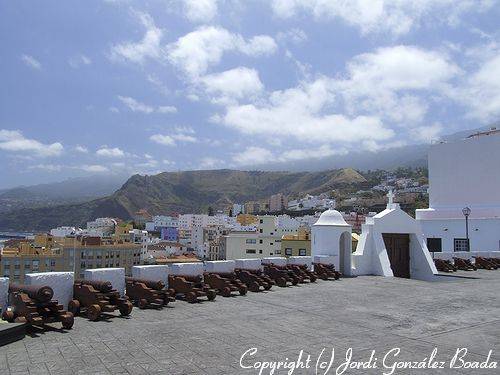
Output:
[[286, 257, 318, 283], [453, 257, 477, 271], [313, 263, 341, 280], [168, 274, 217, 303], [473, 257, 498, 270], [235, 268, 273, 292], [1, 283, 74, 329], [263, 264, 299, 287], [125, 277, 175, 309], [433, 259, 457, 273], [68, 279, 133, 321], [203, 272, 247, 297]]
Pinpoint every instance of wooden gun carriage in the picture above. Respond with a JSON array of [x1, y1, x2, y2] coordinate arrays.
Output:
[[203, 272, 248, 297], [69, 279, 133, 321], [168, 274, 217, 303], [1, 284, 74, 329], [125, 277, 175, 309]]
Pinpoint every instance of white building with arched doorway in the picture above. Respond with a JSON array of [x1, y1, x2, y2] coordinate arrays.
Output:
[[311, 209, 352, 276], [352, 192, 437, 280]]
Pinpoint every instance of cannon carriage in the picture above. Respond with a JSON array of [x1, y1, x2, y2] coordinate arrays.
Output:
[[69, 279, 133, 321], [261, 258, 300, 287], [286, 257, 318, 283], [168, 274, 217, 303], [433, 258, 457, 273], [473, 256, 498, 270], [125, 277, 175, 309], [203, 261, 248, 297], [453, 257, 477, 271], [1, 283, 74, 329]]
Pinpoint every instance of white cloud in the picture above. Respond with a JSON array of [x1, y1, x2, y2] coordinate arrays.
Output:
[[21, 54, 42, 70], [461, 52, 500, 121], [80, 164, 109, 173], [0, 130, 63, 157], [220, 77, 394, 144], [201, 67, 263, 102], [29, 164, 62, 172], [157, 105, 178, 114], [150, 134, 175, 146], [75, 145, 89, 153], [233, 146, 274, 165], [277, 145, 348, 162], [150, 127, 198, 146], [118, 96, 177, 114], [110, 11, 163, 64], [410, 124, 443, 142], [167, 26, 277, 78], [183, 0, 218, 23], [68, 54, 92, 68], [270, 0, 496, 36], [96, 147, 125, 157], [198, 156, 223, 169]]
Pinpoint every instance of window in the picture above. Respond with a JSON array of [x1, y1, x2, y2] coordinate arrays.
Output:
[[259, 239, 263, 244], [299, 249, 307, 256], [454, 238, 470, 252], [24, 260, 31, 269], [427, 238, 442, 252], [246, 249, 256, 254], [260, 219, 263, 224], [259, 250, 263, 254], [285, 248, 292, 256], [275, 249, 281, 255], [259, 229, 263, 233], [246, 239, 256, 244]]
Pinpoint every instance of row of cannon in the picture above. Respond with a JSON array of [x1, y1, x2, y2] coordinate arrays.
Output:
[[1, 256, 340, 330], [434, 256, 500, 273]]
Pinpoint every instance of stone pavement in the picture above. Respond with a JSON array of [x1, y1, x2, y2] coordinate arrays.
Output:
[[1, 270, 499, 375]]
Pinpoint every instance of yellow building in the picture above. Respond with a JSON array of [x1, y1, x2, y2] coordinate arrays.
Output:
[[280, 227, 311, 257], [236, 214, 258, 226], [113, 223, 134, 243], [0, 234, 142, 282]]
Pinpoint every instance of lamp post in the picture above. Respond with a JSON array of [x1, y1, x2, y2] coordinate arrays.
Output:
[[462, 207, 471, 251]]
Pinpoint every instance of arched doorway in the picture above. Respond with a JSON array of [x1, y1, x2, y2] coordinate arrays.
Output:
[[339, 231, 352, 275]]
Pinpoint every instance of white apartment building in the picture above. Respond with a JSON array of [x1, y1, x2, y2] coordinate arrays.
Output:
[[145, 215, 179, 231], [416, 128, 500, 253], [288, 194, 336, 211], [86, 218, 117, 237], [50, 226, 82, 237], [223, 215, 299, 260]]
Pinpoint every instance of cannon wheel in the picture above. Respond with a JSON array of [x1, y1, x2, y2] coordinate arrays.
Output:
[[207, 290, 217, 301], [61, 313, 74, 330], [239, 285, 248, 296], [277, 277, 287, 287], [263, 282, 272, 290], [119, 301, 133, 316], [87, 304, 101, 321], [68, 299, 80, 315], [310, 275, 317, 283], [291, 277, 299, 285], [138, 299, 148, 309], [221, 287, 231, 297], [249, 281, 260, 292], [186, 291, 197, 303], [2, 310, 15, 322]]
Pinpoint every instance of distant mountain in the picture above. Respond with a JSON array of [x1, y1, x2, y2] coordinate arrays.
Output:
[[0, 168, 366, 232], [0, 175, 128, 213]]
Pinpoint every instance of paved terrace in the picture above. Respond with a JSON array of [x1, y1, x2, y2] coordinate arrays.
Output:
[[1, 270, 499, 375]]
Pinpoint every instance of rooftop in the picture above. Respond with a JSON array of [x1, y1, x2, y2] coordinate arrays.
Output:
[[1, 271, 499, 374]]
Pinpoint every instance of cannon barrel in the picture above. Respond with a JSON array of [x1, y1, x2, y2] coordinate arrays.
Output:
[[75, 279, 113, 292], [9, 283, 54, 302], [125, 277, 165, 290]]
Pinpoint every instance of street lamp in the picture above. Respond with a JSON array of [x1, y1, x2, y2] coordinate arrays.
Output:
[[462, 206, 471, 251]]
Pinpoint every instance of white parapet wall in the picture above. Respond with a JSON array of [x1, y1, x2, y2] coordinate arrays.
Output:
[[234, 259, 262, 271], [262, 257, 287, 266], [490, 251, 500, 258], [313, 255, 337, 265], [0, 277, 8, 313], [287, 256, 312, 268], [84, 268, 125, 297], [25, 272, 74, 309], [169, 262, 204, 276], [132, 265, 169, 285], [204, 260, 235, 273]]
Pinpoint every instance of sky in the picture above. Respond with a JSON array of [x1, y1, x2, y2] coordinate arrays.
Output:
[[1, 0, 499, 188]]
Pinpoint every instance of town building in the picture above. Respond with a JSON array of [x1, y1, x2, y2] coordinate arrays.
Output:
[[269, 193, 288, 212], [416, 128, 500, 253], [280, 227, 311, 257], [86, 217, 117, 237]]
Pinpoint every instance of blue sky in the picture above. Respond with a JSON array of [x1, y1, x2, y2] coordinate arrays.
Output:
[[1, 0, 499, 188]]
